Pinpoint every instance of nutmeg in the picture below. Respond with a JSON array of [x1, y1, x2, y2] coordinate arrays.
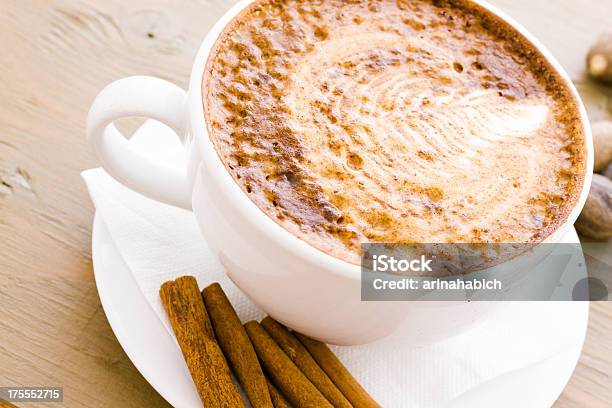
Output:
[[575, 174, 612, 240], [603, 162, 612, 179], [592, 120, 612, 172], [587, 33, 612, 84]]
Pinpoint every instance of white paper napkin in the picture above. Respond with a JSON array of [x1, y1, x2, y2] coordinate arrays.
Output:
[[82, 120, 585, 408]]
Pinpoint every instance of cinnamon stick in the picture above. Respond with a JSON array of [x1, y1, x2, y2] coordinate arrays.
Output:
[[244, 321, 333, 408], [201, 283, 273, 408], [160, 276, 244, 407], [294, 331, 380, 408], [261, 317, 352, 408], [266, 379, 290, 408]]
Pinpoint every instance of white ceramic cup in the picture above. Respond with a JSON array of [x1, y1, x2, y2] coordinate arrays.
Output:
[[87, 0, 593, 345]]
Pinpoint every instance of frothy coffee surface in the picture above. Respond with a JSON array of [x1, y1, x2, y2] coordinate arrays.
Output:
[[204, 0, 585, 264]]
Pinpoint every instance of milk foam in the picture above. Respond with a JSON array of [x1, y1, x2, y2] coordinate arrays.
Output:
[[204, 0, 584, 264], [282, 31, 561, 251]]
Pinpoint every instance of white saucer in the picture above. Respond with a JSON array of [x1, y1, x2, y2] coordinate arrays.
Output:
[[92, 214, 588, 408]]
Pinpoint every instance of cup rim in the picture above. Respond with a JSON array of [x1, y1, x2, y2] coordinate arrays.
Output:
[[187, 0, 594, 281]]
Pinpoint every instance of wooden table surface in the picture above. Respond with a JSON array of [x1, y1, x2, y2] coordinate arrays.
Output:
[[0, 0, 610, 407]]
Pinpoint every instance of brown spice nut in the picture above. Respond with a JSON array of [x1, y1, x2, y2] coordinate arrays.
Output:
[[603, 162, 612, 179], [575, 174, 612, 240], [587, 33, 612, 84], [592, 121, 612, 172]]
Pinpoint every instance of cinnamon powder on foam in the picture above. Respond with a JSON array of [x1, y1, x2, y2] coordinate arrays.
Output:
[[203, 0, 585, 265]]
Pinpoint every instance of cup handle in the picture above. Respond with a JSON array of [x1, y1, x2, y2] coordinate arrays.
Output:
[[86, 76, 192, 210]]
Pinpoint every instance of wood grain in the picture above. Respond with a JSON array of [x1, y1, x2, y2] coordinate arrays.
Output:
[[0, 1, 610, 407]]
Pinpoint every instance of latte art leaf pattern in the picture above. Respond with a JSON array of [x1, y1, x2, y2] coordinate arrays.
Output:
[[289, 51, 550, 172], [431, 91, 549, 139], [204, 0, 585, 264]]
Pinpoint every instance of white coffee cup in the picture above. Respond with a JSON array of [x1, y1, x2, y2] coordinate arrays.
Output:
[[87, 0, 593, 345]]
